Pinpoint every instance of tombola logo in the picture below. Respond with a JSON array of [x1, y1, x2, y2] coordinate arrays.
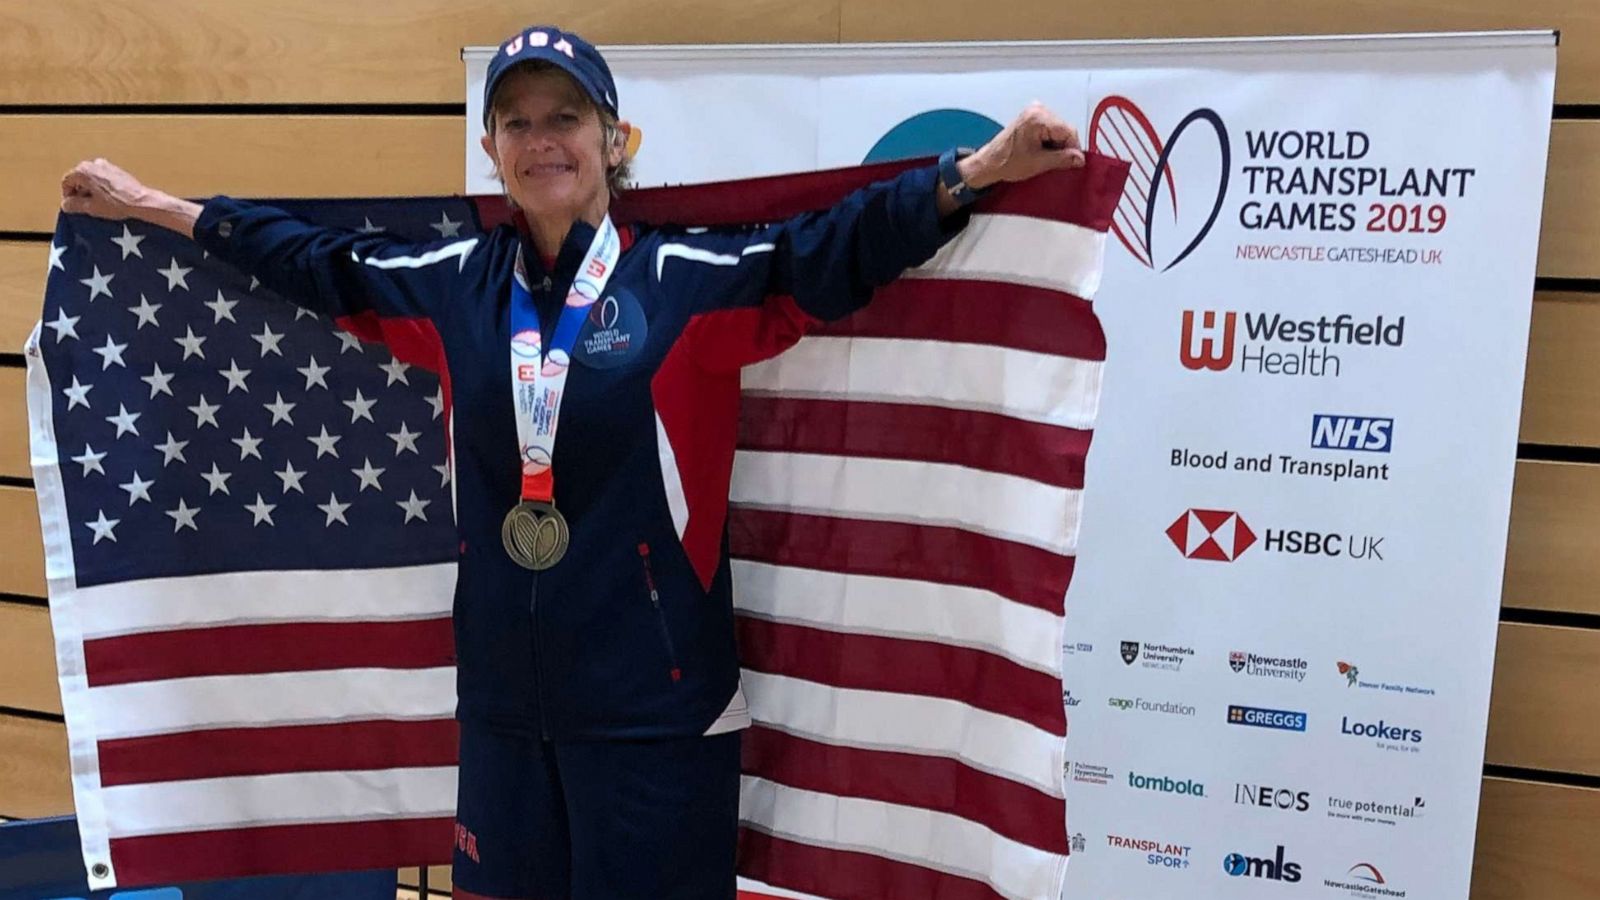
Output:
[[1088, 96, 1231, 271]]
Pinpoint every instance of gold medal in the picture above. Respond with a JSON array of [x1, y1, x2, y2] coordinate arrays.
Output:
[[501, 500, 570, 570]]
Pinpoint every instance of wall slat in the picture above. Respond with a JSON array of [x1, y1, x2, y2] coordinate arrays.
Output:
[[1521, 293, 1600, 448], [0, 602, 59, 715], [1504, 461, 1600, 616], [838, 0, 1592, 103], [0, 243, 46, 354], [0, 716, 71, 819], [1471, 777, 1600, 898], [0, 486, 45, 598], [0, 1, 841, 105], [0, 367, 27, 480], [1485, 622, 1600, 775]]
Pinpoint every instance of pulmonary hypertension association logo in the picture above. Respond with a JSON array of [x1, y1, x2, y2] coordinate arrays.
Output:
[[1088, 96, 1231, 271]]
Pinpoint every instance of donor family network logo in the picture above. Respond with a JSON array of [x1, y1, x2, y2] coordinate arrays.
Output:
[[1088, 96, 1231, 271]]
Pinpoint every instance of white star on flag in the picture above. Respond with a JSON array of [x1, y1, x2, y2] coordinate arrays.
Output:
[[49, 243, 66, 271], [72, 444, 107, 476], [86, 510, 121, 544], [388, 422, 420, 456], [79, 266, 114, 301], [188, 395, 221, 429], [119, 472, 154, 505], [111, 225, 146, 260], [92, 335, 128, 370], [174, 326, 207, 360], [141, 363, 175, 398], [318, 493, 353, 526], [397, 490, 431, 523], [351, 458, 386, 492], [379, 359, 411, 386], [430, 212, 463, 238], [155, 432, 189, 466], [128, 294, 162, 329], [219, 360, 252, 393], [232, 427, 264, 461], [264, 393, 297, 426], [166, 499, 201, 532], [276, 461, 307, 494], [298, 356, 332, 390], [343, 389, 377, 423], [105, 404, 141, 438], [426, 388, 445, 420], [244, 494, 277, 527], [358, 217, 385, 234], [157, 258, 193, 291], [46, 308, 80, 342], [62, 376, 93, 410], [433, 463, 452, 487], [204, 290, 240, 324], [253, 324, 285, 357], [308, 425, 342, 459], [201, 463, 233, 496], [335, 331, 364, 354]]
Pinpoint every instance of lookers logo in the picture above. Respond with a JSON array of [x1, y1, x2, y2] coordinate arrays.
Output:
[[1088, 96, 1231, 271]]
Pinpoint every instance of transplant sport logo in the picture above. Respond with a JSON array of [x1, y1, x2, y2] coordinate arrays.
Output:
[[1088, 96, 1231, 271]]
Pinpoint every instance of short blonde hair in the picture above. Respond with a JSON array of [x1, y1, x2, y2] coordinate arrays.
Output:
[[485, 60, 632, 195]]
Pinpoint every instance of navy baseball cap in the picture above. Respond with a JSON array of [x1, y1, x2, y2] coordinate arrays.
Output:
[[483, 26, 619, 127]]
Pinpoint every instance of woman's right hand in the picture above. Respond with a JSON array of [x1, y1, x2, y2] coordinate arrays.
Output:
[[61, 158, 153, 220]]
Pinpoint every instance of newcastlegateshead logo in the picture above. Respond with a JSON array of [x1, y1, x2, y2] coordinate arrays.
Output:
[[1088, 96, 1231, 271], [1327, 863, 1408, 897]]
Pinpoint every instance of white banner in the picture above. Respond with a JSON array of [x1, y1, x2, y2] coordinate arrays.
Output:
[[467, 32, 1555, 900]]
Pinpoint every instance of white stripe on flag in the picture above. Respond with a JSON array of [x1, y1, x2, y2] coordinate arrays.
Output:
[[730, 450, 1081, 555], [740, 337, 1102, 430], [741, 671, 1062, 796], [102, 767, 457, 838], [731, 561, 1063, 675], [910, 213, 1107, 299], [739, 777, 1065, 900], [62, 564, 457, 641], [87, 668, 457, 740]]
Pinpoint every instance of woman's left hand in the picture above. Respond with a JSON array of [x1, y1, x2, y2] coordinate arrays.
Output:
[[961, 102, 1086, 190]]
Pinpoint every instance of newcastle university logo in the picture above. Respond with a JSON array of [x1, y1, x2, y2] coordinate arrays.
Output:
[[1088, 96, 1231, 271]]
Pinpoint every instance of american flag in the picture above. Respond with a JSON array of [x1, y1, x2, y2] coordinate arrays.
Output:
[[27, 156, 1127, 898]]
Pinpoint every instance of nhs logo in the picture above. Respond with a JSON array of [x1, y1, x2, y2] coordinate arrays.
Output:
[[1311, 415, 1393, 453]]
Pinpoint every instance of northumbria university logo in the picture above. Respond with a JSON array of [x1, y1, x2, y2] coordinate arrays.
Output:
[[1088, 96, 1231, 270]]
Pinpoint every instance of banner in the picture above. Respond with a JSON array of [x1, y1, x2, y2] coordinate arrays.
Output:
[[465, 33, 1557, 899]]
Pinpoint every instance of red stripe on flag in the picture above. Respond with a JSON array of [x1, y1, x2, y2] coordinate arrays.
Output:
[[97, 718, 460, 787], [738, 396, 1089, 490], [83, 617, 454, 686], [729, 508, 1073, 614], [738, 829, 1006, 900], [735, 617, 1065, 736], [742, 725, 1065, 853], [109, 816, 454, 886], [814, 279, 1104, 361]]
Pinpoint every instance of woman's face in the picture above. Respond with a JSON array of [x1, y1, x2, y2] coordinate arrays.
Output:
[[481, 68, 620, 224]]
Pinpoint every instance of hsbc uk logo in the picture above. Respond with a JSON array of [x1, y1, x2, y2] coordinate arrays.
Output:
[[1088, 96, 1231, 271], [1180, 309, 1406, 377], [1167, 509, 1384, 563]]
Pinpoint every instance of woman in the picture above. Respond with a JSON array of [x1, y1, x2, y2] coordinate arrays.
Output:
[[61, 23, 1086, 900]]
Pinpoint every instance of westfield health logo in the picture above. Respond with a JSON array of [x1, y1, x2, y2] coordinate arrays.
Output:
[[1167, 509, 1256, 561], [1088, 96, 1231, 271]]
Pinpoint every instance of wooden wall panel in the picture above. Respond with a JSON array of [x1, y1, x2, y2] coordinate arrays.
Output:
[[1504, 461, 1600, 616], [839, 0, 1594, 103], [0, 602, 59, 715], [0, 367, 27, 480], [0, 717, 71, 819], [1485, 623, 1600, 775], [0, 115, 463, 233], [1471, 777, 1600, 899], [1538, 121, 1600, 281], [0, 486, 46, 598], [0, 1, 840, 105], [1521, 294, 1600, 448], [0, 243, 46, 353]]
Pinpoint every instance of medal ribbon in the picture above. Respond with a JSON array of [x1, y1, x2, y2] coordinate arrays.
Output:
[[509, 216, 620, 503]]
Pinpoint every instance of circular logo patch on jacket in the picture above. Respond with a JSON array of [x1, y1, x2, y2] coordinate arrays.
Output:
[[573, 288, 648, 369]]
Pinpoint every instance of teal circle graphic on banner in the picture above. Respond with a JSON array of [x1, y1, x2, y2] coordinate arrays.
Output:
[[863, 109, 1003, 163]]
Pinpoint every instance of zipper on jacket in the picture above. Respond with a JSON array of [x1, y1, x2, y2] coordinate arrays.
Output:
[[528, 574, 551, 740], [638, 543, 682, 683]]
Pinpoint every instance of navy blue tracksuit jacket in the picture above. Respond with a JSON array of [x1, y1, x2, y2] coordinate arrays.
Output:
[[192, 164, 965, 740]]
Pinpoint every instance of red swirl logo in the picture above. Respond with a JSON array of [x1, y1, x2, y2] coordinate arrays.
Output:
[[1089, 97, 1231, 271]]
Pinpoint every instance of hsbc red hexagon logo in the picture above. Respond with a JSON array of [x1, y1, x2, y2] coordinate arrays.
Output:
[[1167, 509, 1257, 562]]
